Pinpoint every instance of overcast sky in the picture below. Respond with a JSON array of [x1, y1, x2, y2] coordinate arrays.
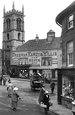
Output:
[[0, 0, 74, 48]]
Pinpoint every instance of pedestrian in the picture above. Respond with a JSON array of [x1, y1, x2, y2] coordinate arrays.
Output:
[[3, 77, 7, 85], [11, 86, 20, 111], [38, 86, 45, 104], [50, 81, 55, 94], [42, 91, 50, 113], [0, 76, 2, 85], [8, 78, 11, 83], [7, 80, 13, 97]]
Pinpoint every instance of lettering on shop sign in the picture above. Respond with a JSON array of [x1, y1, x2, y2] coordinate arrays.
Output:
[[28, 51, 57, 56], [12, 51, 57, 58]]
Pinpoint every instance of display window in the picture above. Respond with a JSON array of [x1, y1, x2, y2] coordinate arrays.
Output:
[[62, 75, 74, 99]]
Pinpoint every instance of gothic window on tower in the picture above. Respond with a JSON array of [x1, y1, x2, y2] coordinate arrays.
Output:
[[18, 33, 20, 40], [7, 45, 9, 48], [6, 19, 11, 30], [17, 18, 21, 30], [7, 33, 9, 40]]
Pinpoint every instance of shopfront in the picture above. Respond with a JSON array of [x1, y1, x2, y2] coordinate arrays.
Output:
[[29, 66, 56, 81], [10, 64, 31, 78], [57, 68, 75, 109]]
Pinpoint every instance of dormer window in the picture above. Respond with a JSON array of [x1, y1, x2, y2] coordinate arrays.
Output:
[[67, 14, 73, 29], [47, 29, 55, 43]]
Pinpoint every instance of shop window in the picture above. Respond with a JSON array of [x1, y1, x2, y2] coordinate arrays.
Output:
[[67, 41, 73, 67], [67, 14, 73, 30], [62, 76, 74, 99]]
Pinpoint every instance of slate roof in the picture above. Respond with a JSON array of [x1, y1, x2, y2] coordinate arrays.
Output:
[[16, 37, 61, 51]]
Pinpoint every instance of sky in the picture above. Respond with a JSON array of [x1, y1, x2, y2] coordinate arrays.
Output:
[[0, 0, 74, 49]]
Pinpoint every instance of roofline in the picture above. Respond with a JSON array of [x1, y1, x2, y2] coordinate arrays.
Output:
[[56, 21, 62, 27], [13, 48, 61, 52], [56, 2, 75, 25]]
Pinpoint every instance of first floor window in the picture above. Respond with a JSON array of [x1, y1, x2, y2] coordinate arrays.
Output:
[[41, 57, 52, 66], [67, 53, 73, 65], [67, 14, 73, 29], [67, 41, 73, 67]]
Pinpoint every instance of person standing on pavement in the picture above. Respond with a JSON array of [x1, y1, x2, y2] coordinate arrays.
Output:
[[11, 86, 20, 111]]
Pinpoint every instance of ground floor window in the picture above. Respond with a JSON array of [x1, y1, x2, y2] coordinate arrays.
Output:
[[62, 75, 74, 99], [19, 69, 28, 78]]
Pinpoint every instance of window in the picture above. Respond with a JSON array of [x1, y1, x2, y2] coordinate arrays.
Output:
[[17, 18, 21, 30], [6, 19, 11, 30], [41, 57, 52, 66], [18, 33, 20, 40], [7, 33, 9, 40], [67, 41, 73, 67], [62, 75, 74, 99], [7, 45, 9, 48], [67, 15, 73, 29]]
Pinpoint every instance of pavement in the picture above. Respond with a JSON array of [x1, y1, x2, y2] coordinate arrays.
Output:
[[50, 97, 73, 115], [0, 78, 74, 115]]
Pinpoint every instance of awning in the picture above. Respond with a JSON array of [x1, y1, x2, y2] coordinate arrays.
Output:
[[29, 66, 54, 70]]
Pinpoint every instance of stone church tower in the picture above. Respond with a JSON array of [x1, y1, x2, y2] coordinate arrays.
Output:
[[2, 2, 25, 74]]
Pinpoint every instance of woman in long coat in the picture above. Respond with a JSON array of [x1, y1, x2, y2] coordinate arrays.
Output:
[[38, 86, 45, 104], [7, 81, 13, 97], [11, 87, 20, 110]]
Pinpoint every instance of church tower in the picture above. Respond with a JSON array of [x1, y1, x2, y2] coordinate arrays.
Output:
[[2, 2, 25, 73]]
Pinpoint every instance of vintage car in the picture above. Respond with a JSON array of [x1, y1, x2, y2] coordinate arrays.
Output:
[[30, 73, 44, 90]]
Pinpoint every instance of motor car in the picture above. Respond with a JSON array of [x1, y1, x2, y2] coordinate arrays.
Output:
[[30, 73, 44, 90]]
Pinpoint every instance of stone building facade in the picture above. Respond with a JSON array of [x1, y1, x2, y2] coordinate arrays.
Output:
[[2, 2, 25, 74]]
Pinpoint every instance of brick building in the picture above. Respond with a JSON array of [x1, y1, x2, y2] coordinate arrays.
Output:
[[56, 1, 75, 109]]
